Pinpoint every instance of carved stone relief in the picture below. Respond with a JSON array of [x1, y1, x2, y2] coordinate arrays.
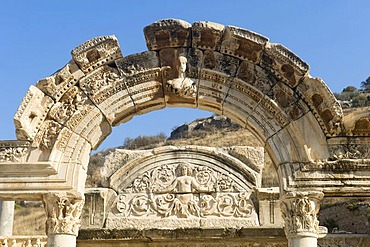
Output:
[[43, 193, 84, 236], [0, 141, 29, 163], [166, 55, 197, 97], [107, 162, 259, 229], [280, 191, 323, 237]]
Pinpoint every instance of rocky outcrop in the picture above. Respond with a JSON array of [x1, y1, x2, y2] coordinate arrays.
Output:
[[169, 115, 240, 139]]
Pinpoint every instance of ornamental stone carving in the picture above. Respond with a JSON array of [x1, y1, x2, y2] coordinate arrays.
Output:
[[0, 141, 29, 163], [42, 193, 84, 236], [280, 191, 323, 238], [166, 55, 197, 97], [107, 160, 259, 229]]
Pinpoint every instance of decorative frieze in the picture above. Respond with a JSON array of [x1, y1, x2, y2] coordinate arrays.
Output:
[[0, 141, 29, 163], [43, 193, 84, 236]]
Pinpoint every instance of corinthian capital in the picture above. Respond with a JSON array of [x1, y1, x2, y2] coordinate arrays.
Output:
[[280, 191, 323, 237], [42, 193, 85, 236]]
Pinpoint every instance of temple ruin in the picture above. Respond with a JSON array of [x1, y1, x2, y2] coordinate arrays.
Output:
[[1, 19, 370, 246]]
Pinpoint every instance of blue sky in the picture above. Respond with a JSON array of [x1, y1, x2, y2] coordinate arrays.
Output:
[[0, 1, 369, 151]]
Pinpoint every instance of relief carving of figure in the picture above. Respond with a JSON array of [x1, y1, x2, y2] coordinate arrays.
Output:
[[153, 163, 205, 217], [166, 55, 197, 97], [112, 162, 257, 222]]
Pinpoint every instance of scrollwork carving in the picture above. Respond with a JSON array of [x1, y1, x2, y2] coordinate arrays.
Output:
[[112, 163, 255, 220]]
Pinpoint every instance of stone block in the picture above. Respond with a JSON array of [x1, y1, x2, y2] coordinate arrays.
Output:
[[14, 86, 54, 141], [71, 35, 122, 73], [221, 26, 268, 63], [298, 76, 343, 136], [36, 60, 84, 102], [191, 21, 224, 50], [261, 43, 309, 88], [144, 19, 191, 51], [257, 187, 283, 227]]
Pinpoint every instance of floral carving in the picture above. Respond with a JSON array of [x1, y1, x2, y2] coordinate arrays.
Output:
[[112, 163, 255, 219], [43, 193, 84, 236], [280, 191, 323, 237], [0, 146, 28, 162]]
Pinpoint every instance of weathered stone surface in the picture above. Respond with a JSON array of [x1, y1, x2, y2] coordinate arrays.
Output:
[[192, 21, 224, 50], [0, 140, 29, 163], [298, 76, 343, 136], [221, 26, 268, 63], [14, 86, 54, 141], [71, 35, 122, 73], [96, 146, 264, 230], [144, 19, 191, 51], [36, 60, 84, 102], [261, 43, 309, 88]]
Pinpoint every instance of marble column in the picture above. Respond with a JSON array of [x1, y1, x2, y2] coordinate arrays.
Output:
[[0, 201, 15, 236], [42, 193, 84, 247], [280, 191, 324, 247]]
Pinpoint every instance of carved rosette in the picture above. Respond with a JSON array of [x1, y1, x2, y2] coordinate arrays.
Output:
[[280, 191, 323, 238], [42, 193, 84, 236]]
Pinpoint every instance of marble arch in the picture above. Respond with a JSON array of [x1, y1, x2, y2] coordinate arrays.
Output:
[[1, 19, 370, 246]]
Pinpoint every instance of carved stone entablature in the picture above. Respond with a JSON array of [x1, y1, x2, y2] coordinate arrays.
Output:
[[42, 193, 84, 236], [71, 35, 122, 73], [329, 144, 369, 160], [33, 120, 63, 150], [280, 191, 323, 238], [299, 160, 370, 172], [36, 60, 85, 102], [79, 65, 121, 99], [0, 140, 29, 163], [48, 86, 88, 125], [261, 43, 309, 88], [116, 51, 160, 77], [298, 76, 343, 136], [191, 21, 224, 50], [144, 19, 192, 51], [221, 26, 268, 63]]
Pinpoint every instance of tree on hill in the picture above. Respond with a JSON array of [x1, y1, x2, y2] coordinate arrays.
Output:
[[361, 76, 370, 92]]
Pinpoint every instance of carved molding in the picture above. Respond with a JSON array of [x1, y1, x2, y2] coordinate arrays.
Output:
[[42, 193, 84, 236], [280, 191, 323, 237], [0, 141, 29, 163]]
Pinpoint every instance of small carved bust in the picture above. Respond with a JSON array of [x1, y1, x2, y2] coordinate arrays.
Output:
[[166, 55, 197, 97]]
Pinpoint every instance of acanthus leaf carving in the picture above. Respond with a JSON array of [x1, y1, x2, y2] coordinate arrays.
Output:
[[42, 193, 84, 236], [280, 191, 323, 237]]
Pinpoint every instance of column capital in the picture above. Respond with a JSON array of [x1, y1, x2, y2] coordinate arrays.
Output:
[[280, 190, 323, 238], [42, 193, 84, 236]]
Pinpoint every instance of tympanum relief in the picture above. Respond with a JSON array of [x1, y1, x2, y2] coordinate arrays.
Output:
[[107, 162, 259, 229]]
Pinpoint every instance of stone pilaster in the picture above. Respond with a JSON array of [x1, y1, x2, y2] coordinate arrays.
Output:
[[280, 191, 323, 247], [43, 193, 84, 247]]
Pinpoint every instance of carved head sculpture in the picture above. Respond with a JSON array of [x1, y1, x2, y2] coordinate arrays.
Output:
[[176, 162, 192, 176], [178, 55, 187, 74]]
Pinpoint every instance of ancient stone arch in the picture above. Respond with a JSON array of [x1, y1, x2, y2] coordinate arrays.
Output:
[[1, 19, 370, 246]]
